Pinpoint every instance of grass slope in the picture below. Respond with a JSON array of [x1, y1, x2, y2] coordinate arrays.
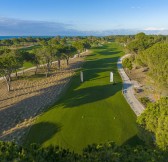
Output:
[[26, 43, 139, 153]]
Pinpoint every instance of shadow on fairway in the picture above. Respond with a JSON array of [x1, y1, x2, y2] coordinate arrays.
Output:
[[25, 122, 62, 145], [84, 57, 119, 68], [98, 50, 122, 56], [91, 45, 119, 51], [56, 49, 128, 108], [62, 83, 122, 108], [122, 135, 144, 146], [82, 57, 120, 82]]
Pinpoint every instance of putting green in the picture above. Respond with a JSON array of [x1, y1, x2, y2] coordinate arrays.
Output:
[[26, 43, 139, 153]]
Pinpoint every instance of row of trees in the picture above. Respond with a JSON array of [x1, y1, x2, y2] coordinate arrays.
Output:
[[137, 43, 168, 89], [126, 33, 167, 54], [0, 37, 98, 91], [0, 36, 105, 47], [0, 141, 167, 161], [0, 37, 41, 46], [114, 33, 168, 49]]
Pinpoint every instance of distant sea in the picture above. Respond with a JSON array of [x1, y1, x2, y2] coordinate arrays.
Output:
[[0, 36, 55, 40]]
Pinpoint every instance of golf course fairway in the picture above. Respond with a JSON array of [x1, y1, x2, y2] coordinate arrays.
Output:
[[26, 43, 139, 153]]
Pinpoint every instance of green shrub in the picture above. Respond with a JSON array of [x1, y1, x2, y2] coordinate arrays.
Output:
[[140, 97, 151, 106]]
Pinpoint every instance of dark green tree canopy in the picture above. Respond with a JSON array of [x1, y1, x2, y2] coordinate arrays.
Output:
[[138, 43, 168, 88], [137, 97, 168, 150]]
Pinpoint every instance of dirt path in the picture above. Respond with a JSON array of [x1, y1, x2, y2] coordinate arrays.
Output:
[[117, 55, 145, 116], [0, 51, 88, 143]]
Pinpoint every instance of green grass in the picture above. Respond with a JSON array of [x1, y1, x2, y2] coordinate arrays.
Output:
[[20, 45, 41, 51], [16, 45, 40, 70], [21, 45, 41, 69], [26, 43, 140, 153], [23, 62, 34, 69]]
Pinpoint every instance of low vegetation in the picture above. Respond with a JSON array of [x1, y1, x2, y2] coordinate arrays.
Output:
[[139, 97, 151, 106], [122, 57, 133, 70], [0, 141, 167, 162]]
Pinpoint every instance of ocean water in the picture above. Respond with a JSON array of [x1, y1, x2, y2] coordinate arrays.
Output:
[[0, 36, 55, 40]]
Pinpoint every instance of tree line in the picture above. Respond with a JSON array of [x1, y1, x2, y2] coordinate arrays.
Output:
[[117, 32, 168, 92], [0, 37, 106, 91], [112, 34, 168, 154], [0, 36, 106, 47], [0, 140, 167, 162]]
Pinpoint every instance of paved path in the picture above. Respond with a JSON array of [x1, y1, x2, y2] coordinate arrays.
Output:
[[117, 54, 145, 116]]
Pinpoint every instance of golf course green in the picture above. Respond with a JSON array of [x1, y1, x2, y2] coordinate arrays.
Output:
[[26, 43, 139, 153]]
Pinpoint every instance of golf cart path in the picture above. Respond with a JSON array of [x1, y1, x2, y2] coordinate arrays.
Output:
[[117, 54, 145, 116]]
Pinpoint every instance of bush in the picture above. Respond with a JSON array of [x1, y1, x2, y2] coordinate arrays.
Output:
[[137, 97, 168, 150], [140, 97, 151, 106], [122, 57, 133, 70]]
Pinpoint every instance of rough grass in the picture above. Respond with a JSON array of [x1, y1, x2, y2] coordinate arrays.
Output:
[[23, 62, 34, 69], [26, 43, 140, 153], [20, 45, 40, 51], [21, 45, 41, 69]]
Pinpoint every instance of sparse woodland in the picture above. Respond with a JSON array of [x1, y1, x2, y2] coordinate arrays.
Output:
[[0, 36, 102, 143], [115, 33, 168, 93], [0, 35, 168, 161]]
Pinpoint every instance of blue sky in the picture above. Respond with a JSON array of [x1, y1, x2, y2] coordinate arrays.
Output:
[[0, 0, 168, 35]]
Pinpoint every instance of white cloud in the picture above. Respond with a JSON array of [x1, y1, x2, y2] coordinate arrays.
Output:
[[1, 17, 168, 36], [0, 17, 76, 36], [144, 27, 167, 31]]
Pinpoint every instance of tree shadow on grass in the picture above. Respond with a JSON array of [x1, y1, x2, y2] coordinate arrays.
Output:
[[91, 45, 118, 51], [25, 122, 62, 146], [81, 57, 121, 82], [122, 135, 144, 147], [0, 77, 69, 140], [60, 83, 122, 108], [84, 56, 120, 70], [56, 53, 131, 108], [58, 74, 132, 109], [91, 45, 122, 55], [98, 50, 123, 56]]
